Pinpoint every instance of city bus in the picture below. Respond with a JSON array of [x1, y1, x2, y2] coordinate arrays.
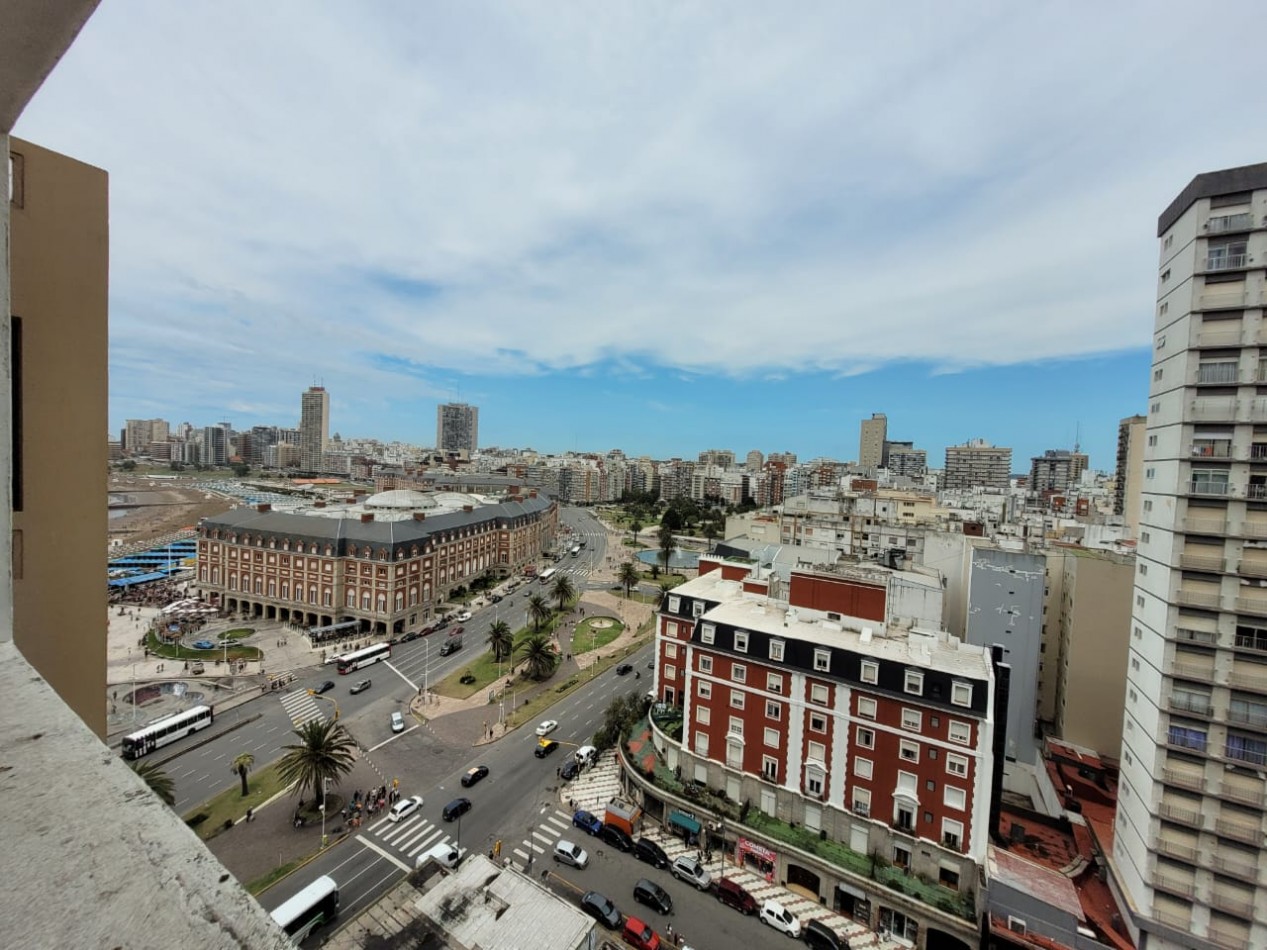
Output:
[[336, 641, 392, 674], [121, 705, 214, 759], [538, 567, 558, 584], [269, 874, 339, 941]]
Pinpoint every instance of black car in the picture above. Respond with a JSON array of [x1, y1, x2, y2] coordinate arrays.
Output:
[[316, 681, 335, 694], [633, 878, 673, 916], [615, 663, 633, 676], [442, 797, 472, 821], [461, 765, 489, 788], [560, 758, 580, 781], [349, 679, 371, 695], [490, 594, 503, 603], [600, 824, 634, 852], [803, 919, 848, 950], [633, 837, 669, 870], [402, 631, 420, 642], [534, 739, 559, 758], [580, 891, 622, 930]]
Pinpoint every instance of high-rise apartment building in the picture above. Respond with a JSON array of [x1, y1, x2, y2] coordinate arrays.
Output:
[[436, 401, 478, 455], [1116, 163, 1267, 950], [1115, 414, 1147, 536], [858, 412, 887, 469], [942, 439, 1012, 491], [299, 385, 329, 472], [1029, 449, 1078, 495], [886, 444, 927, 478]]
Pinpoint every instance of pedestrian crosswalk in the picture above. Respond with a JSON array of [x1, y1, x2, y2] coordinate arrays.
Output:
[[278, 690, 325, 728], [511, 808, 572, 865], [362, 812, 467, 868]]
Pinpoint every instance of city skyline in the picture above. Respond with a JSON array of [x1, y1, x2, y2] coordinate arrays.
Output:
[[17, 4, 1267, 469]]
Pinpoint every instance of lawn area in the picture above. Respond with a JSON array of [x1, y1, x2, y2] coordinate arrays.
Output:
[[572, 616, 625, 655], [147, 630, 261, 662], [433, 618, 553, 699], [183, 760, 292, 841], [220, 628, 255, 640], [503, 634, 653, 730]]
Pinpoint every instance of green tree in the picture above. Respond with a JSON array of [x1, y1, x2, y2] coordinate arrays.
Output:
[[120, 459, 137, 471], [618, 560, 641, 599], [231, 462, 250, 477], [527, 593, 551, 632], [551, 574, 576, 614], [230, 751, 255, 797], [592, 692, 647, 752], [518, 634, 556, 680], [629, 519, 643, 544], [486, 620, 513, 662], [276, 718, 357, 808], [130, 759, 175, 806], [658, 581, 674, 607], [658, 523, 675, 573]]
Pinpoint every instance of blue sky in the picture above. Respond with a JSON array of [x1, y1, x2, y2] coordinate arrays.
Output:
[[15, 2, 1267, 471]]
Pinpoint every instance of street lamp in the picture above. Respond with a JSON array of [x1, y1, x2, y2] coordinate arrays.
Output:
[[320, 777, 330, 848]]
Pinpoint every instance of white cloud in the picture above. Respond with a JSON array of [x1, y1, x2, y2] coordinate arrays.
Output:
[[14, 1, 1267, 430]]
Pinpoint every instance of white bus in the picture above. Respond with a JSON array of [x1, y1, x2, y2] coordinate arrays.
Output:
[[121, 705, 214, 759], [270, 874, 339, 942], [336, 641, 391, 674], [570, 545, 581, 558], [538, 567, 558, 584]]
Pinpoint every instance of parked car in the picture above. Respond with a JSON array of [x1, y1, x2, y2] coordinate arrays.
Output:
[[632, 878, 673, 915], [442, 797, 472, 822], [460, 765, 489, 787], [646, 659, 654, 670], [349, 679, 371, 694], [402, 630, 420, 642], [580, 891, 622, 930], [670, 854, 711, 891], [714, 877, 757, 915], [415, 842, 460, 871], [560, 758, 580, 781], [759, 899, 801, 938], [633, 838, 669, 870], [388, 795, 423, 822], [390, 711, 406, 733], [315, 680, 335, 694], [621, 915, 662, 950], [574, 745, 597, 769], [534, 739, 559, 758], [553, 839, 589, 869], [803, 918, 848, 950], [572, 809, 603, 836], [536, 719, 559, 736], [616, 663, 634, 676], [490, 594, 503, 603], [600, 824, 634, 852]]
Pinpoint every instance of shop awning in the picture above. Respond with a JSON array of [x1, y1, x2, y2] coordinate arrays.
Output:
[[668, 811, 701, 835]]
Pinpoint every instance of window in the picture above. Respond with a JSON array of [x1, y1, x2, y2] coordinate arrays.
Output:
[[766, 700, 781, 720], [734, 631, 749, 653], [764, 727, 779, 747], [766, 672, 783, 694], [810, 712, 827, 733], [762, 756, 778, 781], [768, 639, 785, 662], [852, 788, 871, 816], [857, 727, 875, 749], [810, 683, 829, 706], [857, 697, 876, 719], [668, 596, 680, 613], [949, 720, 971, 744], [700, 623, 714, 645], [805, 768, 824, 797], [697, 681, 712, 699], [946, 753, 968, 777], [944, 786, 966, 810], [665, 664, 677, 679], [665, 642, 678, 658], [1153, 368, 1163, 381], [807, 740, 826, 764], [699, 655, 713, 674], [693, 601, 705, 618], [860, 660, 878, 684], [854, 757, 873, 779], [943, 818, 964, 851], [899, 739, 919, 762], [694, 733, 708, 757], [728, 716, 744, 737], [1144, 499, 1153, 512], [951, 682, 972, 707], [813, 649, 830, 672], [733, 663, 746, 683], [904, 670, 924, 695], [730, 691, 745, 710], [696, 706, 711, 725], [901, 708, 921, 731]]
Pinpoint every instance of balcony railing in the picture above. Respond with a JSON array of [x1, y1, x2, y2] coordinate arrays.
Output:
[[1189, 480, 1232, 496], [1207, 889, 1255, 920], [1154, 837, 1199, 862], [1190, 441, 1233, 457], [1207, 928, 1251, 950], [1189, 397, 1237, 421], [1236, 521, 1267, 539], [1218, 781, 1264, 808], [1227, 666, 1267, 691], [1166, 732, 1208, 753], [1211, 852, 1260, 878], [1176, 590, 1222, 609], [1247, 484, 1267, 501], [1222, 742, 1267, 767], [1159, 801, 1203, 827], [1225, 705, 1267, 728], [1214, 818, 1261, 845], [1197, 327, 1244, 347], [1180, 553, 1224, 572], [1237, 559, 1267, 579], [1196, 365, 1240, 385], [1172, 659, 1216, 680], [1152, 870, 1196, 898], [1234, 596, 1267, 617], [1206, 253, 1249, 271], [1168, 695, 1214, 716], [1206, 213, 1255, 234], [1184, 516, 1227, 535], [1162, 768, 1205, 792], [1175, 628, 1218, 648]]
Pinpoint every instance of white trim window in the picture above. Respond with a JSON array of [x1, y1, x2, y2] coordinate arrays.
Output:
[[697, 680, 712, 699], [951, 681, 973, 707], [807, 740, 827, 765], [665, 642, 678, 658], [854, 757, 873, 779], [734, 630, 749, 653], [942, 818, 964, 851], [733, 664, 747, 683], [944, 786, 966, 811], [857, 696, 877, 720], [730, 691, 745, 710], [767, 672, 783, 694], [810, 683, 829, 706], [949, 720, 971, 745], [946, 753, 969, 777], [694, 733, 709, 757], [766, 700, 781, 720], [699, 655, 713, 674], [668, 596, 681, 614], [809, 712, 827, 733], [764, 727, 779, 748], [901, 708, 921, 731], [769, 639, 785, 662], [856, 726, 875, 749], [852, 788, 871, 817], [762, 756, 779, 781], [813, 648, 830, 672], [904, 669, 924, 695], [860, 660, 878, 684], [899, 739, 919, 763], [665, 664, 676, 679], [701, 623, 715, 645], [728, 716, 744, 737], [696, 705, 711, 725]]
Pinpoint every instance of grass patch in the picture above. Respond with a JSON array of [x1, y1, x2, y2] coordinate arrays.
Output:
[[434, 606, 579, 698], [183, 760, 293, 841], [147, 630, 261, 662], [504, 633, 653, 730], [247, 860, 302, 896], [220, 628, 255, 640], [572, 617, 625, 654]]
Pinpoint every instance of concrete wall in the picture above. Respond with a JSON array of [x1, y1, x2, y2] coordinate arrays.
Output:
[[9, 137, 108, 736]]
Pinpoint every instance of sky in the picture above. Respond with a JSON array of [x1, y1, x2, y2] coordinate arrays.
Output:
[[15, 2, 1267, 471]]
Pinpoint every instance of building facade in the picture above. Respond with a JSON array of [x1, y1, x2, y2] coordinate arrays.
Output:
[[1115, 163, 1267, 950], [436, 402, 478, 455], [943, 440, 1012, 492], [299, 385, 329, 473], [859, 413, 887, 470], [1115, 414, 1147, 537]]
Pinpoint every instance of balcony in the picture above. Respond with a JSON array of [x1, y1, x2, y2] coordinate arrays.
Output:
[[1190, 440, 1233, 458], [1180, 552, 1225, 572], [1206, 213, 1256, 234], [1222, 742, 1267, 768], [1211, 852, 1260, 878], [1236, 559, 1267, 579], [1214, 818, 1261, 845], [1162, 768, 1206, 792], [1207, 889, 1256, 920], [1168, 695, 1214, 717], [1154, 837, 1199, 862], [1247, 484, 1267, 501], [1152, 906, 1191, 931], [1205, 253, 1249, 272], [1235, 521, 1267, 540], [1234, 596, 1267, 617], [1219, 781, 1266, 808], [1166, 732, 1208, 754], [1171, 659, 1216, 680], [1227, 666, 1267, 691], [1195, 365, 1240, 386], [1207, 927, 1252, 950], [1152, 870, 1195, 898], [1175, 628, 1218, 648], [1188, 397, 1237, 422], [1196, 326, 1245, 347], [1158, 802, 1203, 827], [1225, 705, 1267, 728], [1176, 589, 1222, 609], [1189, 480, 1233, 497], [1184, 516, 1227, 535]]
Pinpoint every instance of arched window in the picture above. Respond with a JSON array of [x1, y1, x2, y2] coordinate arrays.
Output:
[[362, 591, 371, 609]]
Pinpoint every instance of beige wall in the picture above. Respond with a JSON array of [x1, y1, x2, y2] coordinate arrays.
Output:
[[9, 137, 108, 736], [1054, 548, 1132, 758]]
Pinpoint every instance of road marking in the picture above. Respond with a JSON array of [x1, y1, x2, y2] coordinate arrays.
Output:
[[406, 829, 444, 856], [365, 725, 419, 752], [355, 835, 411, 872], [383, 659, 418, 692], [513, 848, 530, 861], [531, 831, 554, 846]]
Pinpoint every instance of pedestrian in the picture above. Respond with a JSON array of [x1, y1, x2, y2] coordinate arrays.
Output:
[[667, 924, 675, 942], [556, 767, 561, 779]]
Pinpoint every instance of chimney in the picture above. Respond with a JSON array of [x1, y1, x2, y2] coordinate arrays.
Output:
[[256, 503, 271, 512], [413, 512, 426, 521], [361, 513, 374, 523]]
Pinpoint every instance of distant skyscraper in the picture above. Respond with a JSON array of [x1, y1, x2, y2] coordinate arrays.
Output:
[[1029, 449, 1078, 495], [943, 439, 1011, 491], [436, 402, 478, 455], [745, 449, 764, 472], [858, 412, 887, 469], [1115, 415, 1147, 535], [299, 386, 329, 472]]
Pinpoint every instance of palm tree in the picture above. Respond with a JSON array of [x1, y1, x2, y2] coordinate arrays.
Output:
[[658, 523, 675, 573], [630, 519, 643, 545], [486, 620, 513, 662], [527, 593, 551, 632], [519, 634, 556, 680], [230, 751, 255, 797], [130, 759, 175, 806], [658, 581, 674, 608], [551, 574, 576, 614], [618, 560, 641, 598], [276, 718, 357, 808]]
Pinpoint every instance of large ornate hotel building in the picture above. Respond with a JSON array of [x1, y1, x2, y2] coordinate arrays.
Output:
[[195, 488, 557, 635]]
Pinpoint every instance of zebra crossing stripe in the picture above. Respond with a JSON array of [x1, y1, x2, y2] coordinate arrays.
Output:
[[396, 823, 438, 851], [512, 848, 531, 862], [405, 829, 445, 857], [531, 830, 554, 846]]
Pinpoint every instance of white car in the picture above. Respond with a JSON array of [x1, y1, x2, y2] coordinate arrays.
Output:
[[760, 899, 801, 938], [670, 854, 712, 890], [388, 795, 424, 822], [552, 839, 589, 869], [455, 610, 472, 622], [535, 719, 559, 736], [390, 711, 406, 733], [415, 842, 460, 870]]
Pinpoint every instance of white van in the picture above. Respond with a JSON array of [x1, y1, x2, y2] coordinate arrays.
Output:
[[574, 745, 597, 769], [415, 842, 460, 870]]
